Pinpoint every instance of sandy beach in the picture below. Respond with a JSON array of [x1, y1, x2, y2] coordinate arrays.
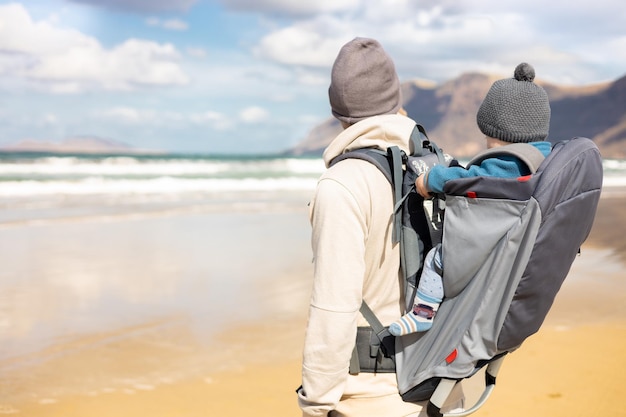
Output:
[[1, 188, 625, 417]]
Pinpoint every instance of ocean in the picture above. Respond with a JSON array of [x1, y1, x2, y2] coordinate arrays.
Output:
[[0, 152, 326, 226], [0, 151, 624, 226]]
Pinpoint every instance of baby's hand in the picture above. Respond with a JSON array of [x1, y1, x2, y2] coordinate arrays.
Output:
[[415, 174, 432, 199]]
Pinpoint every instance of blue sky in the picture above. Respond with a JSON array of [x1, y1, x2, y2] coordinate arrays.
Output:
[[0, 0, 625, 154]]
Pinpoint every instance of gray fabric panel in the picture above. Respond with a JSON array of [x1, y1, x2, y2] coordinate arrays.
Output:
[[441, 196, 531, 298]]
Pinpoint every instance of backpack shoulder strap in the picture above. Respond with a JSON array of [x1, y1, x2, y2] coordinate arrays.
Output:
[[467, 143, 546, 174], [329, 148, 392, 183]]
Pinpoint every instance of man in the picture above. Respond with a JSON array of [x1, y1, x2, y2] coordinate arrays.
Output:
[[297, 37, 464, 417]]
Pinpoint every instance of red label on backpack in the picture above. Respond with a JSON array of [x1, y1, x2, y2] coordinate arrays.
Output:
[[446, 349, 458, 364], [517, 175, 532, 182]]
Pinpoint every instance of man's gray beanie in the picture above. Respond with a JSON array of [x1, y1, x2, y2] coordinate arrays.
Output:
[[476, 63, 551, 143], [329, 37, 402, 124]]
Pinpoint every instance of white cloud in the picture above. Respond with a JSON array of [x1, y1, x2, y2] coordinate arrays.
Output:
[[219, 0, 359, 17], [0, 4, 189, 92], [163, 18, 188, 31], [294, 68, 328, 86], [69, 0, 197, 13], [99, 107, 158, 124], [97, 107, 235, 131], [186, 47, 208, 58], [239, 106, 269, 124], [146, 17, 189, 31], [42, 113, 58, 125], [255, 22, 349, 68], [250, 0, 626, 85], [190, 111, 233, 130], [145, 17, 160, 26]]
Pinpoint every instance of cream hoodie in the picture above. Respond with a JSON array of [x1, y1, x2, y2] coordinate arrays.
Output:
[[299, 114, 434, 417]]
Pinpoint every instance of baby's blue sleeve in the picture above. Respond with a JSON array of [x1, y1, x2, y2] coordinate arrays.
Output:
[[426, 158, 523, 194], [426, 165, 490, 194]]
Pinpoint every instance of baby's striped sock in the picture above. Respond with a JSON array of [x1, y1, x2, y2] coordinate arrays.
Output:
[[389, 291, 441, 336]]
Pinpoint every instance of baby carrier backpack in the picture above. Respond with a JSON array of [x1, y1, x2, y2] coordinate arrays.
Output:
[[332, 130, 603, 417]]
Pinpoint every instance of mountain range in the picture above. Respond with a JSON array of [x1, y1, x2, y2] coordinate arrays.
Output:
[[289, 72, 626, 160]]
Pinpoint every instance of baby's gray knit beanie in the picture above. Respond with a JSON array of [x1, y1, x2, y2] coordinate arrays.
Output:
[[328, 37, 402, 124], [476, 63, 551, 142]]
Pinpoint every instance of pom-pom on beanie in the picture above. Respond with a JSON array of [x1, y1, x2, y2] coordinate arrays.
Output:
[[328, 37, 402, 124], [476, 62, 551, 143]]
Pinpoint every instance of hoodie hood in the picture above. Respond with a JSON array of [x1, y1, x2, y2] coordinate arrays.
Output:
[[322, 114, 417, 167]]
